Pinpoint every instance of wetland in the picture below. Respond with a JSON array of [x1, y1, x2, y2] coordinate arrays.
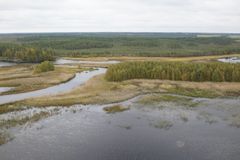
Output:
[[0, 33, 240, 160]]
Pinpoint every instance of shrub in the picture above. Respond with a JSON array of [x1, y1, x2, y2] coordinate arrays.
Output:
[[34, 61, 55, 73]]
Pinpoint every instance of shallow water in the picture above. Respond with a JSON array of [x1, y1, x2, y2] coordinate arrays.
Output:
[[55, 58, 119, 65], [218, 57, 240, 63], [0, 87, 13, 94], [0, 68, 106, 105], [0, 61, 16, 67], [0, 96, 240, 160]]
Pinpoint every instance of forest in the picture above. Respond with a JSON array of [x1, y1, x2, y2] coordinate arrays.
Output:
[[0, 33, 240, 58], [105, 61, 240, 82], [0, 44, 55, 63]]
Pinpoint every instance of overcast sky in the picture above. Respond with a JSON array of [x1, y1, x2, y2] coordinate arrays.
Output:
[[0, 0, 239, 33]]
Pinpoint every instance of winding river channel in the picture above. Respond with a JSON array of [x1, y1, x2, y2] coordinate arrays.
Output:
[[0, 68, 106, 105]]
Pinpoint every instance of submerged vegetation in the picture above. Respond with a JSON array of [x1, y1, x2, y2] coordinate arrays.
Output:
[[229, 114, 240, 128], [33, 61, 55, 73], [150, 120, 173, 130], [0, 111, 54, 129], [103, 105, 130, 114], [0, 131, 13, 145], [106, 61, 240, 82], [137, 94, 199, 107]]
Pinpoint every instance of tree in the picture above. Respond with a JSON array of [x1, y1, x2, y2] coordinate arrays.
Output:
[[34, 61, 55, 74]]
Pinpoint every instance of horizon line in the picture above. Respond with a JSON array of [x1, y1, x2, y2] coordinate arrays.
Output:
[[0, 31, 240, 35]]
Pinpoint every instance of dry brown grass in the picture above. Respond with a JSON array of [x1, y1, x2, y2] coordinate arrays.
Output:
[[1, 54, 240, 107], [0, 64, 84, 95], [18, 73, 240, 107], [21, 75, 145, 106]]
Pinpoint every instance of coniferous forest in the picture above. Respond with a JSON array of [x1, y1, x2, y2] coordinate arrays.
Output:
[[106, 61, 240, 82], [0, 33, 240, 59], [0, 44, 55, 63]]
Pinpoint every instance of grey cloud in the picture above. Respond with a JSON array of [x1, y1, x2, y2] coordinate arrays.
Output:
[[0, 0, 239, 33]]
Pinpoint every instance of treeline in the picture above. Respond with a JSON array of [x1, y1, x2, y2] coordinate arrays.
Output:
[[27, 40, 113, 50], [0, 44, 55, 63], [14, 34, 240, 57], [105, 62, 240, 82], [1, 34, 240, 57]]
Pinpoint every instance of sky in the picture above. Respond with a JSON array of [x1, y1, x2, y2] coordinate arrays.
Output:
[[0, 0, 239, 33]]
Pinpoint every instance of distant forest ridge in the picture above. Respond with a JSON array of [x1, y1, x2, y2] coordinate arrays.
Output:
[[0, 32, 240, 59]]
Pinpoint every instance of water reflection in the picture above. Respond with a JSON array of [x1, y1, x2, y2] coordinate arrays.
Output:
[[0, 96, 240, 160], [0, 61, 16, 67], [218, 57, 240, 63], [0, 87, 13, 94], [55, 58, 120, 65]]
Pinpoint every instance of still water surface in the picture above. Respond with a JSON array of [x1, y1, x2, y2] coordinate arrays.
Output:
[[218, 57, 240, 63], [0, 96, 240, 160], [55, 59, 119, 65], [0, 61, 16, 67]]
